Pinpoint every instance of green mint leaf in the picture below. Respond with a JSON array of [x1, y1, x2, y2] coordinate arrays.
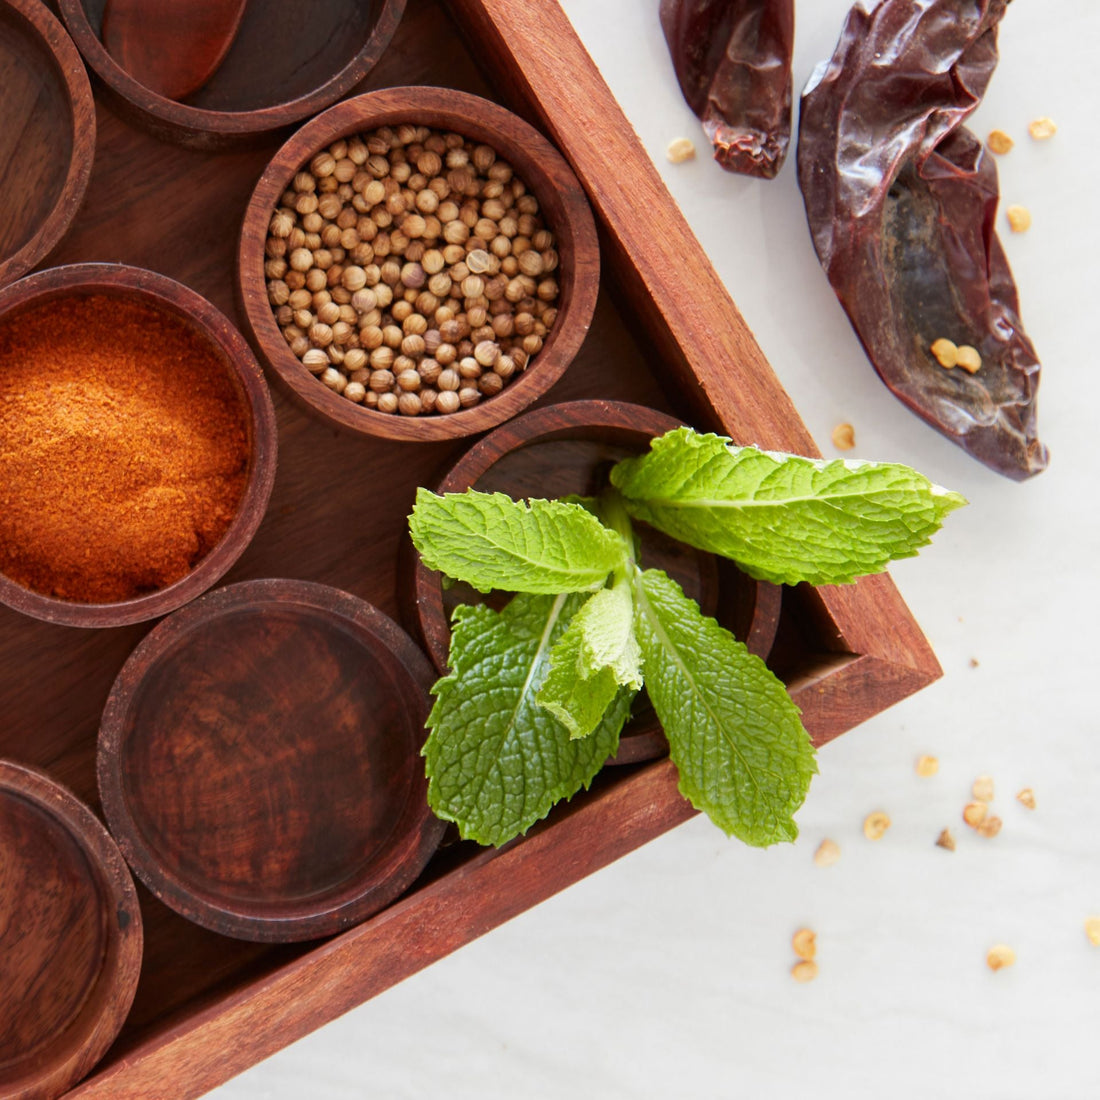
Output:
[[424, 593, 632, 846], [409, 488, 627, 594], [633, 568, 816, 846], [536, 621, 621, 739], [611, 428, 966, 585], [536, 583, 642, 739]]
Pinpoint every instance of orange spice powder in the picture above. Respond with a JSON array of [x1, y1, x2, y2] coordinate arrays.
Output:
[[0, 295, 250, 603]]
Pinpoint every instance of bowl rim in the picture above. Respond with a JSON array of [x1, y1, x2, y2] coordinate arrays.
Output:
[[0, 262, 278, 628], [0, 0, 96, 290], [0, 759, 143, 1098], [97, 577, 446, 943], [56, 0, 407, 141], [236, 84, 600, 442]]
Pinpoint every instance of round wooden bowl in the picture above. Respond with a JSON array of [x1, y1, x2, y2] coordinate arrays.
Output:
[[98, 579, 446, 943], [57, 0, 406, 149], [237, 85, 600, 442], [0, 761, 142, 1100], [0, 0, 95, 291], [0, 263, 277, 629], [402, 399, 783, 765]]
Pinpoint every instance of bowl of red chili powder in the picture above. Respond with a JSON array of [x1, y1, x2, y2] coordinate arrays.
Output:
[[0, 263, 277, 627]]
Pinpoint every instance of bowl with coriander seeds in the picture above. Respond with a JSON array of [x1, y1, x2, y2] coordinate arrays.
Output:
[[238, 85, 599, 442]]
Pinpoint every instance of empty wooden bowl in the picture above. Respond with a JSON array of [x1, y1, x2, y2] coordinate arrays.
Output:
[[0, 0, 95, 290], [57, 0, 406, 148], [237, 85, 600, 442], [0, 263, 277, 628], [0, 761, 142, 1100], [403, 399, 782, 764], [98, 579, 446, 943]]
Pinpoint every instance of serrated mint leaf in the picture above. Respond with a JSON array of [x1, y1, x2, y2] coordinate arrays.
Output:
[[424, 593, 632, 846], [536, 617, 621, 740], [409, 488, 627, 594], [537, 583, 643, 739], [611, 428, 966, 585], [633, 568, 816, 846]]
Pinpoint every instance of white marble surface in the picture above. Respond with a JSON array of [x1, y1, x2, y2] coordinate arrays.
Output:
[[211, 2, 1100, 1096]]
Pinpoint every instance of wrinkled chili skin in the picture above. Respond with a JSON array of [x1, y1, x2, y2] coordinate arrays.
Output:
[[798, 0, 1047, 480], [660, 0, 794, 179]]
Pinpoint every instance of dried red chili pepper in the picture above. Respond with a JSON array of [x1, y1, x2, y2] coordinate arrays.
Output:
[[797, 0, 1047, 480], [660, 0, 794, 179]]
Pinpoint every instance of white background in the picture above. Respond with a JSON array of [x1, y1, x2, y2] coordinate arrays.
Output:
[[212, 2, 1100, 1097]]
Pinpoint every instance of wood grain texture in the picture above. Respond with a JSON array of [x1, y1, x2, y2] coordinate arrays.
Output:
[[237, 85, 600, 441], [0, 264, 277, 628], [0, 762, 142, 1100], [0, 0, 939, 1094], [58, 0, 407, 148], [0, 0, 95, 289], [100, 0, 248, 102], [97, 580, 446, 943]]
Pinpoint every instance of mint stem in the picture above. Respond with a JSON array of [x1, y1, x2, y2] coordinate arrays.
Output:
[[596, 490, 636, 577]]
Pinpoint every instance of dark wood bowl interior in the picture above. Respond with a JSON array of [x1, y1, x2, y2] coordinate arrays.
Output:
[[97, 579, 446, 943], [58, 0, 407, 147], [0, 263, 278, 629], [237, 84, 600, 442], [0, 0, 95, 290], [0, 761, 142, 1100], [403, 399, 783, 765]]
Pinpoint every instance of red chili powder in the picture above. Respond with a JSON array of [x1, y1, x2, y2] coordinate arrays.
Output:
[[0, 294, 250, 603]]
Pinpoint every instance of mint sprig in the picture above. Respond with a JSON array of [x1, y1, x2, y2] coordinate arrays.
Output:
[[424, 593, 633, 846], [611, 428, 966, 585], [411, 427, 963, 847]]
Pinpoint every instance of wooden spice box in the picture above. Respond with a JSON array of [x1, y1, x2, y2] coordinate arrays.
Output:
[[3, 1, 940, 1096]]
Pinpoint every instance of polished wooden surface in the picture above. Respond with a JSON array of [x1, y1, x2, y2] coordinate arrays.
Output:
[[0, 0, 939, 1095], [59, 0, 406, 147], [0, 0, 94, 289], [0, 762, 141, 1100], [98, 580, 445, 943], [100, 0, 248, 102], [0, 263, 277, 628], [238, 86, 600, 441]]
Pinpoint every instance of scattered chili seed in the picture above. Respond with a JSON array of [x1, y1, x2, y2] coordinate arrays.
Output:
[[915, 754, 939, 778], [1016, 788, 1036, 810], [813, 838, 840, 867], [969, 657, 980, 668], [935, 828, 956, 851], [963, 802, 988, 829], [955, 344, 982, 374], [791, 960, 818, 983], [977, 815, 1003, 839], [986, 944, 1016, 971], [1085, 918, 1100, 947], [1006, 205, 1032, 233], [987, 129, 1014, 155], [972, 775, 994, 803], [831, 422, 856, 450], [930, 337, 958, 368], [863, 811, 891, 840], [792, 928, 816, 961], [666, 136, 696, 163], [1028, 117, 1057, 140]]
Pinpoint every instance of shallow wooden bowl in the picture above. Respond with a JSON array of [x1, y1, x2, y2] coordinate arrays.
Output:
[[0, 0, 95, 291], [57, 0, 406, 149], [403, 398, 782, 764], [98, 578, 446, 943], [237, 85, 600, 442], [0, 761, 142, 1100], [0, 263, 277, 629]]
